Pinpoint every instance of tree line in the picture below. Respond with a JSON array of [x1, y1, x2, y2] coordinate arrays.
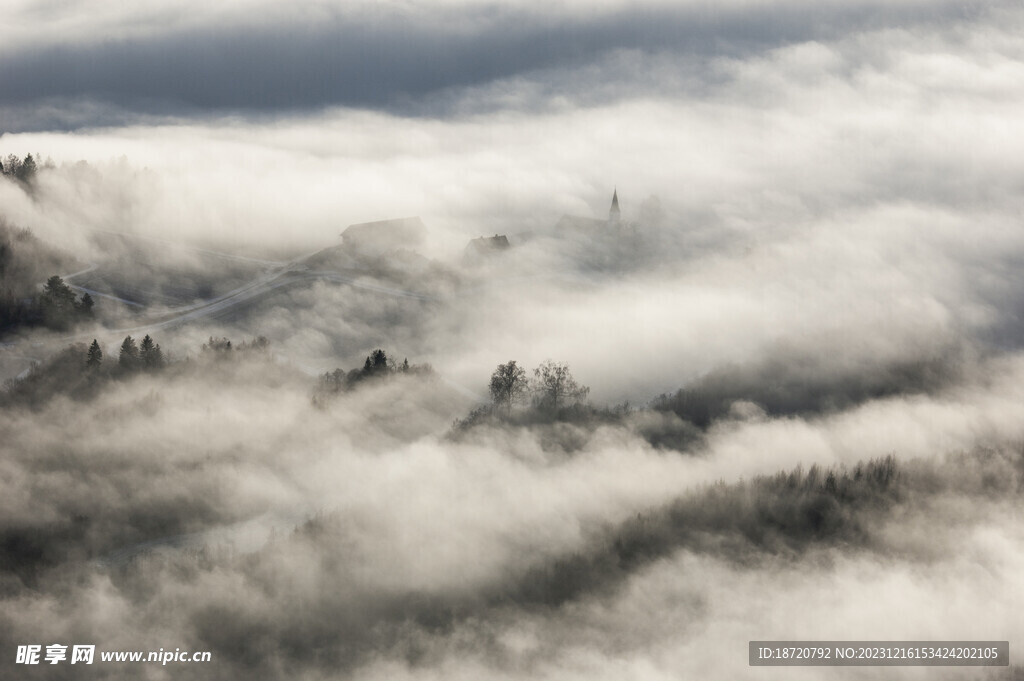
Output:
[[1, 274, 95, 333], [451, 359, 594, 435], [114, 334, 164, 371], [0, 153, 52, 185], [489, 359, 589, 413], [1, 334, 271, 407], [313, 349, 432, 406]]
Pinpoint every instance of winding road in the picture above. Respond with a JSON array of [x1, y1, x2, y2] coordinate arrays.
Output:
[[0, 236, 439, 378], [2, 234, 480, 570]]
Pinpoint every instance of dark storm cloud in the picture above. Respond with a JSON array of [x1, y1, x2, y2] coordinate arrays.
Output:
[[0, 0, 995, 131]]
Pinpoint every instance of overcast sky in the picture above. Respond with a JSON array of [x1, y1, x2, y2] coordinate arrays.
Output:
[[0, 0, 1011, 130], [2, 0, 1021, 230]]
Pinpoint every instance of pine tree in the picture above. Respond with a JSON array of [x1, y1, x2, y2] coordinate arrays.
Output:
[[77, 292, 94, 317], [201, 336, 232, 355], [2, 154, 20, 177], [139, 334, 163, 370], [43, 275, 76, 310], [86, 339, 102, 368], [119, 336, 139, 370], [15, 154, 37, 183], [40, 275, 79, 330]]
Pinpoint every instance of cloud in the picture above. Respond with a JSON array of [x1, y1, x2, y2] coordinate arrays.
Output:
[[0, 0, 1009, 130], [2, 352, 1023, 678], [1, 1, 1023, 678], [0, 0, 1019, 422]]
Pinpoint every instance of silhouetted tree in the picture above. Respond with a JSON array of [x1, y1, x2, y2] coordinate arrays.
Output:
[[489, 360, 528, 413], [77, 292, 94, 316], [361, 349, 389, 377], [238, 335, 270, 353], [40, 275, 80, 329], [43, 275, 76, 307], [1, 343, 94, 406], [119, 336, 139, 371], [139, 334, 163, 370], [531, 360, 589, 411], [201, 337, 233, 356], [15, 154, 37, 183], [2, 155, 21, 177], [86, 339, 102, 369], [314, 349, 431, 406]]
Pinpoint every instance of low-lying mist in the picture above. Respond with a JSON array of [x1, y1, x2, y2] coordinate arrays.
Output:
[[1, 0, 1022, 677], [1, 338, 1023, 679]]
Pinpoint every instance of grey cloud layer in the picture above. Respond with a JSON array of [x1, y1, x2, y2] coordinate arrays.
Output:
[[0, 0, 1000, 131]]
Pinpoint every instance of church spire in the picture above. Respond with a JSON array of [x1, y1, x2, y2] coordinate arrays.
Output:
[[609, 188, 620, 223]]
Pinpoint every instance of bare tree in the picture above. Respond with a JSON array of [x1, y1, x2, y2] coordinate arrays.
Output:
[[489, 360, 528, 413], [531, 360, 589, 411]]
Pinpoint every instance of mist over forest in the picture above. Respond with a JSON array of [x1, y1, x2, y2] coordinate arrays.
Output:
[[1, 1, 1023, 679]]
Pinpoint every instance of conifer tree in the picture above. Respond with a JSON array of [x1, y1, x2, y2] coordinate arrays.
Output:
[[15, 154, 37, 183], [86, 339, 102, 368], [77, 292, 94, 316], [139, 334, 163, 370], [119, 336, 139, 370]]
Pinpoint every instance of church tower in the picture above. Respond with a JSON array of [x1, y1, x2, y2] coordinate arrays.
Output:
[[609, 189, 621, 224]]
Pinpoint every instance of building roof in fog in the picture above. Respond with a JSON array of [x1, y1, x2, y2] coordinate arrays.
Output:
[[466, 234, 510, 251], [340, 216, 426, 254], [341, 216, 425, 238], [464, 234, 511, 260]]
